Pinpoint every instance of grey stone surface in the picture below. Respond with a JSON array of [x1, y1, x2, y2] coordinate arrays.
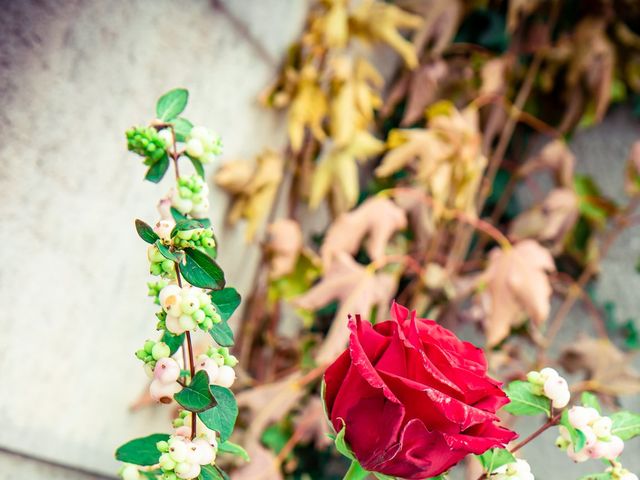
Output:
[[0, 0, 305, 477]]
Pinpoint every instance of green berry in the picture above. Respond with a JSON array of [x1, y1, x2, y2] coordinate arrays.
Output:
[[151, 342, 170, 360], [192, 309, 206, 323], [144, 340, 156, 353], [161, 260, 174, 272], [156, 440, 169, 452], [150, 263, 162, 276]]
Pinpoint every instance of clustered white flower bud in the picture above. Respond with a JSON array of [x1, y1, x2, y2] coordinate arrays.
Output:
[[159, 284, 222, 335], [195, 346, 238, 389], [156, 434, 217, 480], [150, 357, 182, 403], [527, 367, 570, 409], [185, 126, 222, 165], [493, 459, 535, 480], [556, 406, 624, 462], [168, 174, 210, 218]]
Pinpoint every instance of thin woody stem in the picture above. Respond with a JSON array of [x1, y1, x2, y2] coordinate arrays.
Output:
[[474, 414, 561, 480]]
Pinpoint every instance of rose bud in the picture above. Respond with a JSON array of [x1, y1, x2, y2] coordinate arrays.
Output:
[[323, 302, 516, 480]]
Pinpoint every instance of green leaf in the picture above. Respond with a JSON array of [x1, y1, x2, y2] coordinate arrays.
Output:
[[198, 386, 238, 442], [156, 88, 188, 121], [611, 410, 640, 440], [141, 471, 162, 480], [174, 370, 215, 413], [172, 117, 193, 142], [335, 422, 355, 461], [171, 219, 207, 238], [581, 392, 601, 412], [155, 240, 184, 263], [373, 473, 397, 479], [171, 207, 188, 222], [179, 248, 226, 290], [561, 410, 587, 452], [135, 219, 159, 244], [477, 448, 516, 474], [115, 433, 169, 466], [209, 321, 234, 347], [344, 461, 369, 480], [578, 474, 613, 480], [199, 464, 224, 480], [189, 156, 205, 179], [145, 154, 170, 183], [218, 441, 250, 461], [161, 331, 184, 355], [210, 288, 241, 321], [503, 381, 552, 417]]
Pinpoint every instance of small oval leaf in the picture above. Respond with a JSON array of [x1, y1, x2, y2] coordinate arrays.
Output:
[[135, 219, 159, 244], [179, 248, 225, 290], [157, 88, 189, 121], [115, 433, 169, 466]]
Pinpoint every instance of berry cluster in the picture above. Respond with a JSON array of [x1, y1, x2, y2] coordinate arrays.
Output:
[[157, 435, 216, 480], [148, 245, 177, 278], [154, 219, 176, 242], [126, 126, 169, 165], [526, 367, 570, 409], [173, 411, 217, 445], [195, 346, 238, 389], [149, 357, 182, 403], [172, 227, 216, 250], [159, 284, 222, 335], [148, 279, 170, 304], [185, 126, 223, 164], [556, 406, 624, 462], [169, 175, 210, 218], [493, 459, 534, 480], [135, 339, 171, 370]]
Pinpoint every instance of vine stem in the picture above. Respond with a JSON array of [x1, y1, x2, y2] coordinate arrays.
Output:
[[474, 413, 561, 480]]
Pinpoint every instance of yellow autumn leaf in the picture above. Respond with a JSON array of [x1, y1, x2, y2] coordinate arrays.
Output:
[[350, 0, 423, 69], [288, 64, 327, 152]]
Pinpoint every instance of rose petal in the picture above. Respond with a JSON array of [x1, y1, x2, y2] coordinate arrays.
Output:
[[323, 349, 351, 415]]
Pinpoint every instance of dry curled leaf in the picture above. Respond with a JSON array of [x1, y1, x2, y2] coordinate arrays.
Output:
[[476, 240, 556, 347], [214, 149, 284, 241], [295, 252, 398, 364], [320, 196, 407, 268], [401, 59, 448, 126], [293, 397, 332, 449], [232, 440, 284, 480], [509, 188, 579, 253], [376, 102, 486, 219], [560, 337, 640, 396], [350, 0, 423, 69], [266, 219, 304, 279], [519, 140, 576, 188], [309, 130, 384, 211]]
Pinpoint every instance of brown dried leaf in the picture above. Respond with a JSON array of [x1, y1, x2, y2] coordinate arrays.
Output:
[[477, 240, 556, 347], [295, 253, 398, 364], [266, 219, 304, 279], [293, 397, 332, 449], [214, 150, 284, 241], [480, 57, 509, 97], [320, 197, 407, 268], [509, 188, 579, 253], [560, 338, 640, 395], [401, 59, 448, 126], [232, 441, 284, 480], [519, 140, 576, 188]]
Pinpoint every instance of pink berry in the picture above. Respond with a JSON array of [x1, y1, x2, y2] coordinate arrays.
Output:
[[196, 357, 219, 383], [601, 435, 624, 460], [567, 444, 590, 463], [154, 358, 180, 384], [165, 314, 183, 335], [192, 437, 215, 465]]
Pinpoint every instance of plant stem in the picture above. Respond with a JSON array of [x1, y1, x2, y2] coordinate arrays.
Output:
[[474, 414, 561, 480]]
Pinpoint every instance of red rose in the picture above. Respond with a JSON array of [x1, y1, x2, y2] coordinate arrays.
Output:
[[323, 302, 516, 479]]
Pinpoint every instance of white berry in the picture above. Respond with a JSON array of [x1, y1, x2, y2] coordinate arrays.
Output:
[[120, 464, 141, 480], [214, 365, 236, 388], [150, 379, 180, 403], [186, 138, 204, 158]]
